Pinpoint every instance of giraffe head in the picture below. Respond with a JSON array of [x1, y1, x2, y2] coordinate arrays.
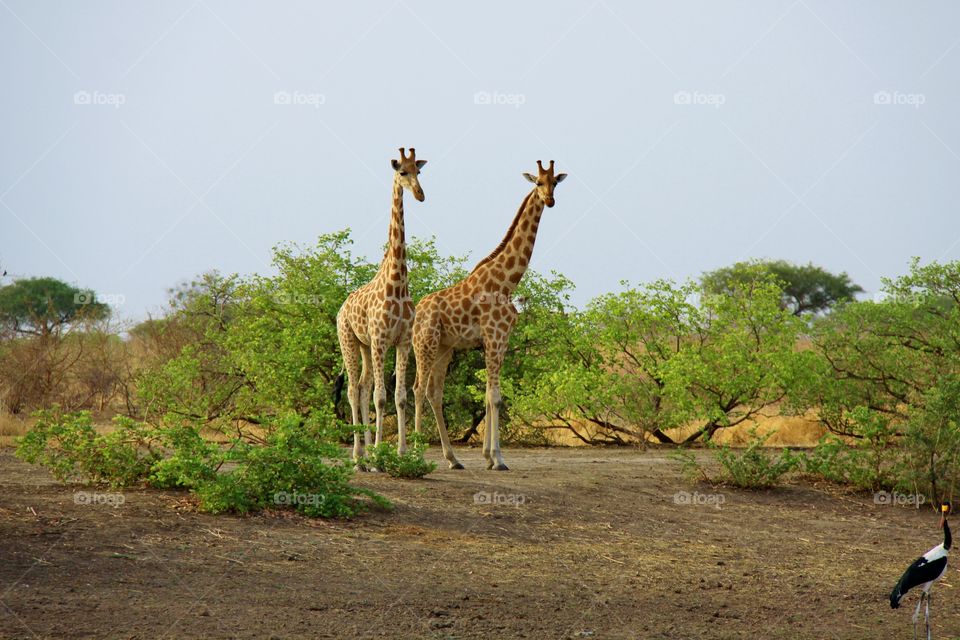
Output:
[[391, 147, 427, 202], [523, 160, 567, 208]]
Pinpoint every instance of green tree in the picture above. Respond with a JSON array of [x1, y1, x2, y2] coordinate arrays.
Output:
[[513, 270, 810, 444], [702, 259, 863, 316], [809, 259, 960, 498], [0, 277, 109, 337]]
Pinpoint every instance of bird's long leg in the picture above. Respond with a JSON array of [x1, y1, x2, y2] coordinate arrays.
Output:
[[913, 592, 924, 640], [925, 591, 931, 640]]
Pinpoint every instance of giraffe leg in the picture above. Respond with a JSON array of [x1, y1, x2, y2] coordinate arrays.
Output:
[[357, 344, 374, 466], [427, 347, 462, 469], [395, 341, 411, 455], [336, 316, 364, 466], [483, 342, 509, 471], [370, 339, 388, 449]]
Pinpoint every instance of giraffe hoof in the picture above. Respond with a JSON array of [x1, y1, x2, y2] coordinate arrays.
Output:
[[491, 463, 509, 471], [449, 461, 465, 470]]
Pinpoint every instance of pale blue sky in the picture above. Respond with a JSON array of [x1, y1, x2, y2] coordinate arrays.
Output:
[[2, 1, 959, 320]]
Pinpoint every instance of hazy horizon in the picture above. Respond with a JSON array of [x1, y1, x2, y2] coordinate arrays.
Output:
[[2, 1, 959, 322]]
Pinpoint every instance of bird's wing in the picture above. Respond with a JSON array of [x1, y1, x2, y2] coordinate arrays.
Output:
[[890, 554, 948, 608]]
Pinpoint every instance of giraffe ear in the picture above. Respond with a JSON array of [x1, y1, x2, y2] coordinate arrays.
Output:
[[523, 173, 537, 183], [555, 173, 567, 183], [415, 160, 427, 169], [391, 159, 402, 171]]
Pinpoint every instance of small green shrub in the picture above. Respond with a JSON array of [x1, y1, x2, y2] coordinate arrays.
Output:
[[803, 407, 904, 491], [711, 429, 801, 489], [16, 409, 389, 518], [366, 433, 437, 479], [16, 409, 159, 488], [148, 422, 222, 490]]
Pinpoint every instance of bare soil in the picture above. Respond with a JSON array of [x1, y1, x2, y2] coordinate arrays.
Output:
[[1, 447, 956, 639]]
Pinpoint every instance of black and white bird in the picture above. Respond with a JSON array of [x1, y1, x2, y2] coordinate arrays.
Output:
[[890, 501, 951, 640]]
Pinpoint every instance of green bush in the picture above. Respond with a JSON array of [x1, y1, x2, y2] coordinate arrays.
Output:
[[16, 409, 159, 488], [16, 409, 390, 518], [195, 413, 390, 517], [711, 430, 802, 489], [802, 407, 904, 491], [148, 422, 222, 490], [366, 433, 437, 479]]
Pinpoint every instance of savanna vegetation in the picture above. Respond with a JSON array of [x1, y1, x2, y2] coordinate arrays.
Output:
[[3, 234, 959, 515]]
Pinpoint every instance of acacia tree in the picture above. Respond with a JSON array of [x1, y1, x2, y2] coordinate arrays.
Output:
[[702, 260, 863, 316], [512, 270, 811, 444], [810, 259, 960, 497], [0, 277, 109, 337], [0, 278, 111, 412]]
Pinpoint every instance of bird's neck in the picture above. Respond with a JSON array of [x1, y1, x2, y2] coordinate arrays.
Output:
[[944, 519, 952, 551]]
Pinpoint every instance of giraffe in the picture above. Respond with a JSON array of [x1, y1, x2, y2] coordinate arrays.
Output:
[[337, 147, 426, 465], [411, 160, 566, 470]]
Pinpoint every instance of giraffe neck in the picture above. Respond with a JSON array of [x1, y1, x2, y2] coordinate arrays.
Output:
[[377, 175, 407, 290], [469, 188, 544, 295]]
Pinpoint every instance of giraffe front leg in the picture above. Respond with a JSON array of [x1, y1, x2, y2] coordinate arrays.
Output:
[[395, 343, 411, 456]]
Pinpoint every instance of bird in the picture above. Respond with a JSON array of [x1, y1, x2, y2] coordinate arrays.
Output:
[[890, 501, 951, 640]]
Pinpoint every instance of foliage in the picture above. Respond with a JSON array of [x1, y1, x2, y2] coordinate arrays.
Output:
[[194, 413, 390, 517], [711, 430, 802, 489], [671, 430, 801, 489], [702, 259, 863, 316], [0, 277, 109, 336], [808, 259, 960, 498], [365, 433, 437, 478], [16, 408, 389, 518], [16, 409, 159, 487], [513, 270, 810, 444]]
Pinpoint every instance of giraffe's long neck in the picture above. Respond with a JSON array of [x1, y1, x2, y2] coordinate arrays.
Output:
[[377, 175, 407, 291], [471, 188, 544, 295]]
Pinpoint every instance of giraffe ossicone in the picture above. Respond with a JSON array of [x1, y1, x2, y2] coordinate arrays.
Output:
[[411, 160, 566, 470], [336, 147, 427, 467]]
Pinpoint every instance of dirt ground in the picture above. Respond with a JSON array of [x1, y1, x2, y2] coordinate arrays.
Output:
[[1, 447, 957, 639]]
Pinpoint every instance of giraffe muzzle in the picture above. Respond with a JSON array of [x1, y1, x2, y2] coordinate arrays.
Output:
[[414, 189, 425, 202], [544, 197, 555, 208]]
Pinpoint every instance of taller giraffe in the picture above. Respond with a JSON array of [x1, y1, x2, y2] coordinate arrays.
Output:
[[337, 147, 426, 464], [412, 160, 566, 470]]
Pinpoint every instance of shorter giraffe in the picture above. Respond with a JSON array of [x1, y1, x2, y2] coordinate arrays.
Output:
[[337, 148, 426, 465], [411, 160, 566, 469]]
